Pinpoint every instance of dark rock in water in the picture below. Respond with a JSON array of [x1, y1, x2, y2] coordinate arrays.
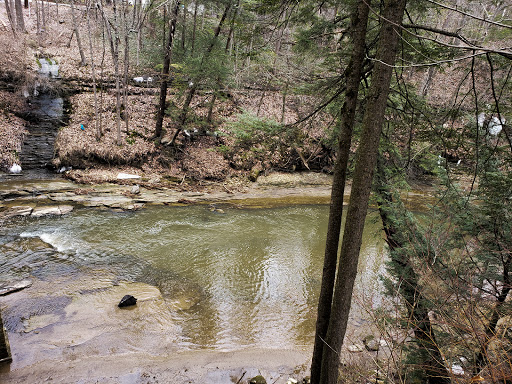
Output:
[[118, 295, 137, 307], [249, 375, 267, 384]]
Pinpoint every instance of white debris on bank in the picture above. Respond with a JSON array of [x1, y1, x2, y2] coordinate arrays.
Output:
[[117, 173, 141, 180], [9, 163, 22, 174], [133, 76, 153, 84], [478, 112, 506, 136]]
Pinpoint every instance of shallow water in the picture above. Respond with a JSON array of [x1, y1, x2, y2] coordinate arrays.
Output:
[[0, 204, 386, 352]]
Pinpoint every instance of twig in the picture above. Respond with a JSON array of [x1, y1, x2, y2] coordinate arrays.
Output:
[[236, 371, 246, 384]]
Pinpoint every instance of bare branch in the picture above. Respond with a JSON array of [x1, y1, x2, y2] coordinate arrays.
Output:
[[425, 0, 512, 30]]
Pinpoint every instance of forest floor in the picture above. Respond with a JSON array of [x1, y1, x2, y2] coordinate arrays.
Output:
[[0, 0, 332, 190]]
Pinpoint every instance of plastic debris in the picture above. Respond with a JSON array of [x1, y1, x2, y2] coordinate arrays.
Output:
[[117, 173, 141, 180], [488, 116, 503, 136], [133, 76, 153, 83], [9, 163, 22, 174]]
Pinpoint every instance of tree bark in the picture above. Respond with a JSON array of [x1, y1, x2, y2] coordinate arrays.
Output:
[[14, 0, 25, 32], [181, 0, 186, 51], [154, 0, 180, 139], [318, 0, 407, 382], [191, 1, 198, 54], [310, 1, 369, 382], [4, 0, 16, 33]]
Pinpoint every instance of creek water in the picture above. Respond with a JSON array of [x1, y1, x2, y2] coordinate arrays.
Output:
[[0, 203, 386, 353]]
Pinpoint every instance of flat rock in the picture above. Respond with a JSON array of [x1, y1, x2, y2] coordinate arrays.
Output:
[[0, 279, 33, 296], [0, 205, 33, 219], [31, 205, 74, 217]]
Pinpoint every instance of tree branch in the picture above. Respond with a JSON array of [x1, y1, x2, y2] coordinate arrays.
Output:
[[424, 0, 512, 30]]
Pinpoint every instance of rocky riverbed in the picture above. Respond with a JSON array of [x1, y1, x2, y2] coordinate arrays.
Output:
[[0, 172, 335, 219]]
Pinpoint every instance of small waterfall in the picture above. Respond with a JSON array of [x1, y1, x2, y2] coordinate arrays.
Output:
[[20, 58, 65, 173]]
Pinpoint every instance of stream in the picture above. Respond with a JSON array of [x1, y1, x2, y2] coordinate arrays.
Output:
[[0, 59, 391, 380], [0, 204, 386, 354]]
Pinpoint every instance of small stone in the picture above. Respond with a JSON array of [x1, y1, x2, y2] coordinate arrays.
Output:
[[363, 335, 380, 351], [118, 295, 137, 307], [131, 185, 140, 195], [347, 344, 364, 353]]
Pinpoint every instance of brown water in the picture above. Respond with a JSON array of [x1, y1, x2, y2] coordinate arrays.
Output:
[[0, 203, 386, 355]]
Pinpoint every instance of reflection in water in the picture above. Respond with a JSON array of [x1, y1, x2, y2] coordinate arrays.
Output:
[[0, 205, 385, 351]]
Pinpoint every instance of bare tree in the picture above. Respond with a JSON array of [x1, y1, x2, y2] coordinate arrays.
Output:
[[86, 1, 101, 139], [71, 0, 87, 66], [155, 0, 180, 139]]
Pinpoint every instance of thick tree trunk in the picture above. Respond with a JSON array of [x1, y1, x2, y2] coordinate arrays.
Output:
[[318, 0, 407, 382], [155, 0, 180, 139], [309, 1, 370, 383]]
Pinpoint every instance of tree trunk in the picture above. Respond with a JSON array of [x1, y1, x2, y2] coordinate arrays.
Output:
[[86, 4, 101, 140], [34, 0, 41, 44], [154, 0, 180, 139], [206, 0, 240, 125], [123, 4, 130, 134], [181, 0, 186, 51], [71, 0, 87, 66], [14, 0, 25, 32], [98, 0, 122, 144], [310, 1, 369, 383], [4, 0, 16, 33], [40, 0, 46, 32], [319, 0, 407, 382], [191, 1, 198, 54]]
